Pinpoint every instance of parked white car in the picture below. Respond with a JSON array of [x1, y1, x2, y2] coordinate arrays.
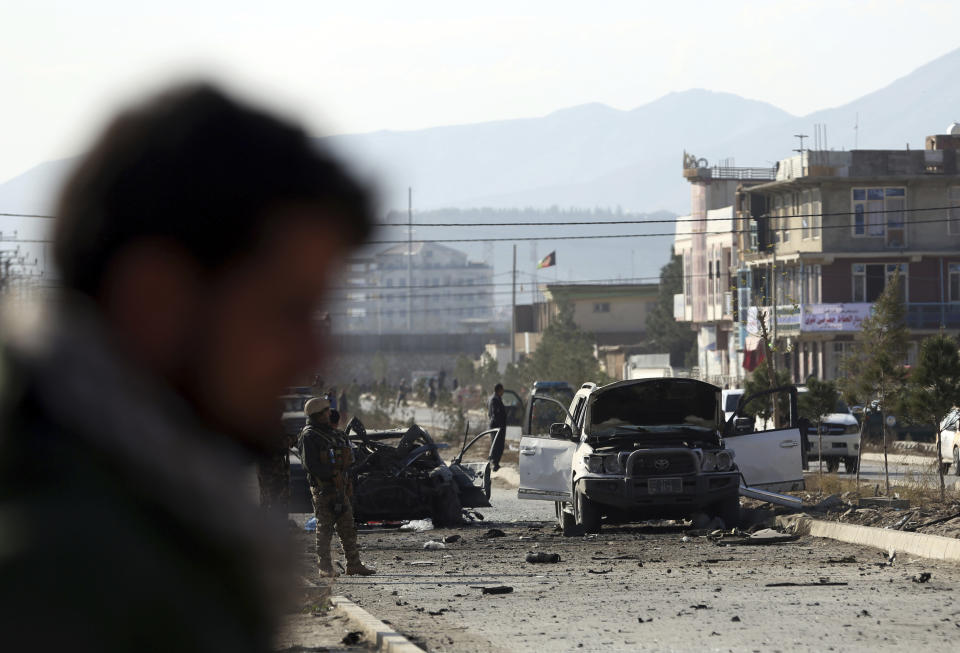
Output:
[[517, 378, 804, 535], [797, 387, 861, 474], [938, 407, 960, 476]]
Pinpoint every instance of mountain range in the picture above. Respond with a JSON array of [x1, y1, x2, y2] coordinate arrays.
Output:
[[3, 46, 960, 282]]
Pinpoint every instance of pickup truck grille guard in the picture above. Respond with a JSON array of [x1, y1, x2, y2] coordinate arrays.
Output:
[[625, 448, 699, 478]]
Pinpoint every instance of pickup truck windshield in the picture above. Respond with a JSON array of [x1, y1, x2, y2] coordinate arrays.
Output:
[[588, 380, 718, 437]]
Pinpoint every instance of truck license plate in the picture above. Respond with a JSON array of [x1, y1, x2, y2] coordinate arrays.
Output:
[[648, 478, 683, 494]]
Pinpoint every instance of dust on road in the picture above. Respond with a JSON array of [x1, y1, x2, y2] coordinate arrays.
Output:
[[301, 488, 960, 652]]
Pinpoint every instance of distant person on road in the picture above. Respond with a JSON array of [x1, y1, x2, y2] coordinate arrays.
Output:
[[488, 382, 508, 471], [298, 397, 374, 577], [0, 82, 372, 652], [337, 386, 349, 422]]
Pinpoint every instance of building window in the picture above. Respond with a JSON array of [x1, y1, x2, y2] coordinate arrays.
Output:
[[949, 263, 960, 302], [593, 302, 611, 313], [949, 187, 960, 236], [852, 263, 907, 302], [852, 187, 906, 246]]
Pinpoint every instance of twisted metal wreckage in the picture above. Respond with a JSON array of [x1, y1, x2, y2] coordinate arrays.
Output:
[[289, 418, 493, 526]]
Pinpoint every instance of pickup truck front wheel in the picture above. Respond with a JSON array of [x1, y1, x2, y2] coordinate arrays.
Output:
[[557, 502, 584, 537], [712, 495, 740, 529], [575, 487, 602, 534]]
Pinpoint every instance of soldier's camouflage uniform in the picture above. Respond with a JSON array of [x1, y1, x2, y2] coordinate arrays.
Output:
[[298, 421, 362, 574]]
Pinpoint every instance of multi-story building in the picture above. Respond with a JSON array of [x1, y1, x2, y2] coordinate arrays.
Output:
[[335, 242, 495, 334], [512, 282, 660, 379], [729, 126, 960, 381], [673, 154, 776, 385]]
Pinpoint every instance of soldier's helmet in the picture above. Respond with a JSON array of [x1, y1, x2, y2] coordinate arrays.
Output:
[[304, 397, 331, 417]]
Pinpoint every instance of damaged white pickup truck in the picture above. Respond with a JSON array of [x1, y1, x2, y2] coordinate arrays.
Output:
[[518, 378, 804, 536]]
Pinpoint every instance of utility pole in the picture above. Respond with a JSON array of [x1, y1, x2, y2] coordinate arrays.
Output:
[[407, 187, 413, 333], [511, 244, 517, 365]]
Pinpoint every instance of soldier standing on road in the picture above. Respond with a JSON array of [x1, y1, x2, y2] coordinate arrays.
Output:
[[488, 383, 508, 471], [298, 397, 374, 577]]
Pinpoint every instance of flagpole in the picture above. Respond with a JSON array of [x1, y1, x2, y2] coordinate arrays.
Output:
[[511, 244, 517, 365]]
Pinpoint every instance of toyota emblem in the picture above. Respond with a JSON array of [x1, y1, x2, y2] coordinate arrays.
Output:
[[653, 458, 670, 471]]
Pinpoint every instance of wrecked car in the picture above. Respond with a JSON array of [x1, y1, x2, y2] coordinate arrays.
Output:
[[289, 418, 492, 526], [518, 378, 805, 535]]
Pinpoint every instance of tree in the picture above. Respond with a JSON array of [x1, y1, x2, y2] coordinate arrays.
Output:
[[643, 250, 697, 368], [839, 272, 909, 494], [799, 377, 840, 487], [903, 334, 960, 500], [741, 307, 790, 425], [523, 300, 606, 387]]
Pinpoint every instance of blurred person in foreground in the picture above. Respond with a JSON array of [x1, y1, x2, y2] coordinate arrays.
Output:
[[0, 83, 372, 652]]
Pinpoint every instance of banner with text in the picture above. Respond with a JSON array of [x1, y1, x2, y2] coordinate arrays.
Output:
[[801, 303, 873, 332]]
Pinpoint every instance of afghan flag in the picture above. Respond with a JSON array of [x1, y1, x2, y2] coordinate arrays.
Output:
[[537, 251, 556, 269]]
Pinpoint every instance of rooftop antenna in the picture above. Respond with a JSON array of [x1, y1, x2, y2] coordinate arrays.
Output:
[[793, 134, 808, 175], [854, 112, 859, 149]]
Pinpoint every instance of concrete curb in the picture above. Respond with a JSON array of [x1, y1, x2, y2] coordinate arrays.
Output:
[[330, 595, 425, 653], [776, 514, 960, 562]]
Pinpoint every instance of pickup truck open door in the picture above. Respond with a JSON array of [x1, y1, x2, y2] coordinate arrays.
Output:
[[518, 395, 579, 502], [725, 386, 805, 493]]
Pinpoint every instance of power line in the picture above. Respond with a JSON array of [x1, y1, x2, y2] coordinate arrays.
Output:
[[366, 213, 960, 244], [6, 203, 960, 226], [375, 203, 956, 227]]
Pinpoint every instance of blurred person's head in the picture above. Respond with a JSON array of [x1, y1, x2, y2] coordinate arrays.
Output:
[[53, 83, 372, 448], [329, 409, 340, 427], [494, 383, 504, 396]]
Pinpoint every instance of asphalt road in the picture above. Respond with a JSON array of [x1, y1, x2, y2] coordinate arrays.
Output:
[[328, 487, 960, 652]]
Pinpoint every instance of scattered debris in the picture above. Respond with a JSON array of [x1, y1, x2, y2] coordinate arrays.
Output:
[[889, 512, 915, 530], [765, 580, 848, 587], [717, 529, 799, 546], [479, 586, 513, 595], [591, 554, 640, 561], [341, 631, 363, 645], [428, 608, 450, 616], [443, 534, 462, 544], [690, 604, 711, 610], [480, 528, 507, 539], [587, 568, 612, 575], [423, 540, 446, 550], [407, 560, 438, 566], [400, 519, 435, 532], [858, 609, 871, 618], [814, 494, 844, 511], [526, 552, 561, 564], [912, 572, 932, 584], [826, 556, 857, 564], [731, 616, 741, 622], [637, 617, 651, 623], [858, 497, 910, 510]]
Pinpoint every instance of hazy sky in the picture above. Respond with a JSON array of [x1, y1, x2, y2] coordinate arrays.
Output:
[[2, 0, 959, 182]]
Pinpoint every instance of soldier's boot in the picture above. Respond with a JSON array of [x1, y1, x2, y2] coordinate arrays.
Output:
[[317, 549, 338, 577], [345, 550, 375, 576]]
